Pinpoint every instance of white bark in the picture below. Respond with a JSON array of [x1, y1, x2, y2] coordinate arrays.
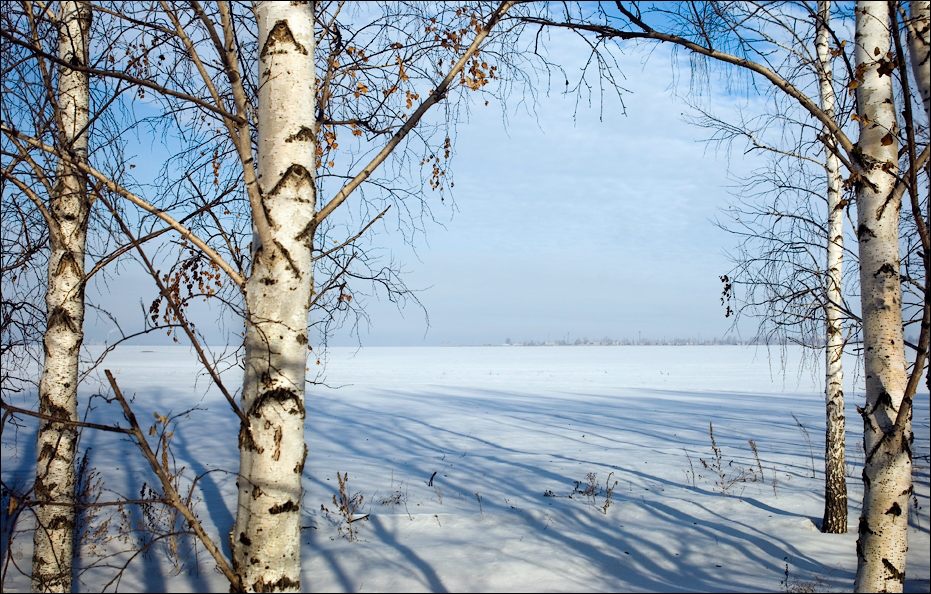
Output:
[[853, 2, 911, 591], [816, 0, 848, 535], [908, 1, 930, 119], [31, 2, 91, 591], [231, 2, 316, 591]]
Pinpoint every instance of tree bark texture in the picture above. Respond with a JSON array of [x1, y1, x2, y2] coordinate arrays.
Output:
[[231, 2, 316, 592], [816, 0, 848, 535], [32, 2, 91, 591], [853, 2, 912, 591]]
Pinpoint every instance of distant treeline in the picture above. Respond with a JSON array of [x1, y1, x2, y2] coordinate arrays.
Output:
[[497, 335, 919, 347], [499, 336, 773, 346]]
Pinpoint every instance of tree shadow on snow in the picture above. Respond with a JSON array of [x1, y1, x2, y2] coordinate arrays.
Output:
[[300, 384, 929, 592]]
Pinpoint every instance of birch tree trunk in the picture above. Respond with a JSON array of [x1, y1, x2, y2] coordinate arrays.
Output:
[[31, 2, 91, 591], [908, 1, 930, 119], [853, 2, 911, 591], [230, 2, 316, 591], [816, 0, 848, 535]]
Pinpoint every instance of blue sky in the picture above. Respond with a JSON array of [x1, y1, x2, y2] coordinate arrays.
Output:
[[314, 41, 769, 346], [84, 33, 773, 347]]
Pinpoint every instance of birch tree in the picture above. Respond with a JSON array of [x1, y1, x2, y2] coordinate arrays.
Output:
[[229, 3, 317, 589], [31, 3, 91, 591], [815, 0, 848, 535], [687, 1, 854, 532], [231, 3, 518, 587], [1, 3, 153, 588], [852, 2, 911, 590]]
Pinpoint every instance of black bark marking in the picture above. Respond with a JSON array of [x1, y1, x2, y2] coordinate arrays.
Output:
[[858, 516, 874, 537], [271, 239, 300, 276], [239, 424, 262, 453], [857, 223, 877, 241], [285, 126, 314, 143], [54, 251, 82, 278], [46, 400, 70, 416], [882, 558, 905, 584], [261, 277, 277, 285], [34, 476, 52, 499], [296, 333, 307, 345], [253, 575, 300, 592], [272, 426, 283, 461], [873, 262, 897, 277], [269, 164, 313, 199], [294, 444, 307, 474], [250, 387, 305, 418], [239, 532, 252, 546], [884, 502, 902, 516], [877, 390, 894, 409], [37, 443, 57, 464], [252, 485, 264, 499], [261, 20, 307, 57], [250, 557, 260, 565], [47, 306, 78, 333], [268, 500, 298, 514], [47, 515, 74, 531]]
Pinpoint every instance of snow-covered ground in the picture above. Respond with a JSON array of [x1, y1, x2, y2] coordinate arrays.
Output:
[[2, 345, 929, 592]]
